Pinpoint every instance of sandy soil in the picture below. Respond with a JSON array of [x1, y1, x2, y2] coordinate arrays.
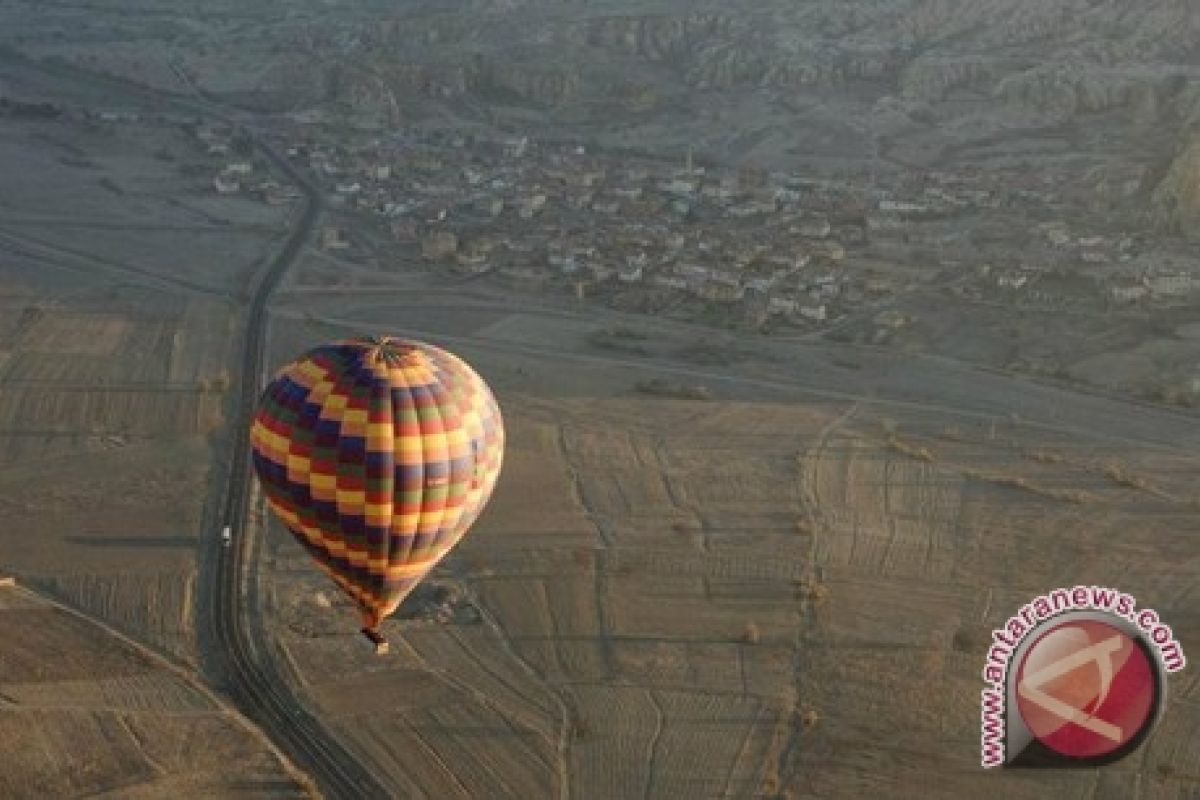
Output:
[[0, 112, 285, 671], [0, 271, 235, 662], [0, 581, 311, 799], [0, 23, 1197, 795], [257, 302, 1200, 798]]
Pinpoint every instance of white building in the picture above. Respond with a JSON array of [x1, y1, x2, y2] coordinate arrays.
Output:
[[798, 217, 832, 239], [652, 273, 686, 289], [661, 178, 698, 196], [504, 137, 529, 158], [698, 281, 745, 301], [677, 264, 710, 288], [1146, 273, 1199, 297], [213, 172, 241, 194], [618, 263, 644, 283], [709, 269, 741, 287], [865, 213, 903, 232], [1045, 226, 1072, 247], [589, 262, 617, 281], [1109, 278, 1147, 302], [997, 272, 1030, 290], [878, 199, 929, 214], [321, 226, 350, 250], [729, 198, 777, 218], [799, 303, 827, 321], [768, 296, 798, 315]]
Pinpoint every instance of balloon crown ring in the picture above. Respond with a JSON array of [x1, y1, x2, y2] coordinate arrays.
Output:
[[360, 336, 422, 368]]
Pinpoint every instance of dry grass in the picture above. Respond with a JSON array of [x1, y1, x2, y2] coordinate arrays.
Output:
[[607, 325, 649, 340], [572, 716, 590, 741], [572, 547, 593, 569], [1100, 461, 1157, 493], [962, 468, 1093, 505], [798, 581, 830, 606], [885, 435, 935, 463], [634, 378, 713, 401], [457, 554, 496, 578], [939, 425, 964, 442], [1023, 448, 1066, 464], [1020, 451, 1169, 501], [671, 521, 706, 551], [608, 559, 635, 577], [0, 587, 310, 797], [800, 707, 820, 730], [196, 370, 231, 394], [589, 328, 650, 355], [759, 687, 798, 797]]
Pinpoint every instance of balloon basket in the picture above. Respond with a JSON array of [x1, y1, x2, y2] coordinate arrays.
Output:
[[361, 627, 390, 655]]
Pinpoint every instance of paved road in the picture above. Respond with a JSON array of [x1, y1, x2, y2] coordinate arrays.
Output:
[[49, 53, 391, 797], [284, 303, 1200, 461], [0, 50, 387, 798], [10, 47, 1200, 798], [0, 227, 231, 298], [205, 140, 390, 798]]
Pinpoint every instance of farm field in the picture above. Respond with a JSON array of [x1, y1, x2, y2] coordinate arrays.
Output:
[[0, 581, 309, 798], [2, 8, 1200, 794], [256, 302, 1200, 799], [0, 114, 290, 662]]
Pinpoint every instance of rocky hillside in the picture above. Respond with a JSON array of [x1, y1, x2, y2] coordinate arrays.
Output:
[[1153, 132, 1200, 238], [21, 0, 1191, 220], [336, 1, 1200, 114], [298, 1, 1198, 205]]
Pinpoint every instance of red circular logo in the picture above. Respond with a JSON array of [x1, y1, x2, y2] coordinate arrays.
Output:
[[1016, 619, 1157, 759]]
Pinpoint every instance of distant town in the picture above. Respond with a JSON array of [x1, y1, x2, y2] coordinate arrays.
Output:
[[70, 110, 1158, 345], [5, 2, 1200, 797]]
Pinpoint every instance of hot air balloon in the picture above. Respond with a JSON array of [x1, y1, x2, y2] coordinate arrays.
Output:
[[250, 336, 504, 652]]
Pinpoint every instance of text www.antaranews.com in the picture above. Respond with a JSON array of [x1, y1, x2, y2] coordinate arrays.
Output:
[[979, 585, 1186, 768]]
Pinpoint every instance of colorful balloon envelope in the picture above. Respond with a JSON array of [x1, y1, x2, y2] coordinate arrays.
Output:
[[250, 336, 504, 640]]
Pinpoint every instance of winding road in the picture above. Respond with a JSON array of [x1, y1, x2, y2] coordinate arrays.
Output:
[[8, 46, 1200, 800], [206, 138, 389, 798], [0, 49, 388, 798]]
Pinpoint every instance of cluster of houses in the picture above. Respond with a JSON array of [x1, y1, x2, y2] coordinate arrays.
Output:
[[261, 129, 936, 327], [974, 223, 1200, 306], [194, 123, 301, 205], [1108, 272, 1200, 303], [189, 120, 1200, 327]]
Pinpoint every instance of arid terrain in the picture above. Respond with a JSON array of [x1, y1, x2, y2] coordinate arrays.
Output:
[[0, 580, 311, 797], [0, 55, 311, 796], [0, 80, 289, 663], [255, 276, 1200, 798], [0, 1, 1199, 798]]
